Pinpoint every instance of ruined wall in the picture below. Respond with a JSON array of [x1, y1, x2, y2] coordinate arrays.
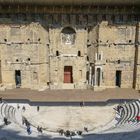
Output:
[[87, 25, 99, 63], [0, 12, 139, 90], [97, 21, 136, 88], [0, 23, 49, 89], [49, 27, 87, 89]]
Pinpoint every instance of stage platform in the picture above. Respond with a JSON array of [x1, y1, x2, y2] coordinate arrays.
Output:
[[0, 88, 139, 103]]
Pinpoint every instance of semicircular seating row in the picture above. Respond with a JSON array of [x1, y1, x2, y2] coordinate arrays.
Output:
[[0, 101, 18, 123], [117, 100, 140, 126]]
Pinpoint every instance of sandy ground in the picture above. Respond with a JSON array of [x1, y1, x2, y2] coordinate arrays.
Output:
[[22, 105, 116, 131], [0, 88, 139, 102]]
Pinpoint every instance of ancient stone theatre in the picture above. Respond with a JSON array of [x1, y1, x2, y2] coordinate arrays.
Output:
[[0, 0, 139, 91]]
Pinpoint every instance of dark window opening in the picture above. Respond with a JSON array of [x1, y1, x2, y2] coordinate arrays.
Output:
[[116, 70, 121, 87], [87, 56, 89, 61], [16, 59, 19, 62], [96, 39, 98, 43], [118, 60, 120, 64], [4, 39, 7, 42], [86, 71, 89, 82], [27, 58, 30, 61], [78, 51, 81, 57], [56, 51, 59, 56]]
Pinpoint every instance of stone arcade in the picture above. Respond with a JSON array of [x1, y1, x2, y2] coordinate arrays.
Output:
[[0, 0, 139, 90]]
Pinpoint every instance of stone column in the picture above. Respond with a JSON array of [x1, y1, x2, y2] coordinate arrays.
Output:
[[89, 66, 92, 85], [94, 67, 97, 86], [91, 74, 94, 86]]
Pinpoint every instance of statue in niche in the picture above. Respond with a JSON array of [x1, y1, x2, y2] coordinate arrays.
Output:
[[61, 27, 76, 45], [62, 33, 75, 45], [65, 34, 74, 44]]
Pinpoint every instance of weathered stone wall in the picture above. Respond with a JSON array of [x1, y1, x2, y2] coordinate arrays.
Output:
[[0, 23, 49, 89], [92, 21, 136, 89], [49, 27, 87, 89], [87, 25, 99, 63], [135, 24, 140, 90], [0, 13, 139, 90]]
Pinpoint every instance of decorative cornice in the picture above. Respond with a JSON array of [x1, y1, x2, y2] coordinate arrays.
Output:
[[0, 0, 140, 6]]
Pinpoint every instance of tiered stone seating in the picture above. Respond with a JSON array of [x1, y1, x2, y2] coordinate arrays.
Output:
[[117, 100, 140, 127], [0, 101, 21, 124]]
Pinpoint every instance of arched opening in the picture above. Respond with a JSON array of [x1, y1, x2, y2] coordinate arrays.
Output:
[[61, 27, 76, 45]]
